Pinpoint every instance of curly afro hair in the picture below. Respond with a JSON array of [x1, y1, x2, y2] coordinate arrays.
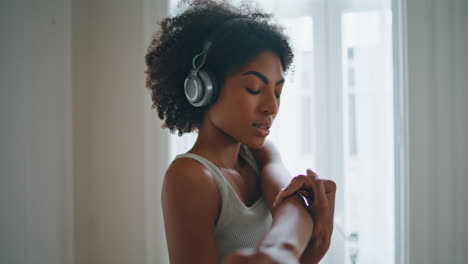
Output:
[[144, 0, 294, 136]]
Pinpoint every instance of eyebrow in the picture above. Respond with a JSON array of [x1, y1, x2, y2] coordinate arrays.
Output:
[[242, 71, 285, 86]]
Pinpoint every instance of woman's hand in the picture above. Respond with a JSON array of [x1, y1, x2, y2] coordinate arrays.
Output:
[[223, 245, 299, 264], [272, 169, 336, 263]]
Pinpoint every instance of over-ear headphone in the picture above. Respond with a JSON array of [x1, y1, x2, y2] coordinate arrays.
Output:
[[184, 17, 251, 107]]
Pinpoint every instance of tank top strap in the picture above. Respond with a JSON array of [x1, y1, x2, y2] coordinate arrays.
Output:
[[170, 151, 263, 211], [170, 152, 229, 199]]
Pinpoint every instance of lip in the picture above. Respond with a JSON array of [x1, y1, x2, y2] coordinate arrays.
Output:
[[252, 121, 272, 129], [252, 124, 270, 137]]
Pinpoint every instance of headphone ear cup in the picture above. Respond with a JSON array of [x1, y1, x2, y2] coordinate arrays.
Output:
[[184, 70, 205, 106], [196, 69, 218, 107]]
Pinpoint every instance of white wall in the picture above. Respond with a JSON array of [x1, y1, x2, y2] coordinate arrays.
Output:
[[406, 0, 468, 263], [143, 0, 171, 263], [1, 0, 167, 263], [0, 0, 73, 263], [73, 0, 146, 263]]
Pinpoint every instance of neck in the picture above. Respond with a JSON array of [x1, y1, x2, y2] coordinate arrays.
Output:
[[189, 118, 242, 170]]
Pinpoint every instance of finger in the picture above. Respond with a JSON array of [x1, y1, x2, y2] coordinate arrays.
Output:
[[273, 175, 309, 207], [304, 168, 318, 181], [282, 169, 318, 206], [273, 169, 321, 207], [303, 169, 320, 204], [308, 170, 328, 208], [323, 179, 336, 194], [324, 180, 336, 214], [273, 176, 304, 207]]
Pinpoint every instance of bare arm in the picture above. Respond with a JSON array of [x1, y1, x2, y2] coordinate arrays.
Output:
[[249, 139, 314, 259], [252, 140, 337, 264], [162, 158, 221, 264]]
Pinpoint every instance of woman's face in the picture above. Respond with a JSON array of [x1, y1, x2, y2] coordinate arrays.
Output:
[[205, 51, 285, 149]]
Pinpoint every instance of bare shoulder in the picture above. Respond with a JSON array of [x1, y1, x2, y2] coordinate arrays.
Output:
[[165, 156, 215, 183], [162, 156, 221, 218], [162, 157, 221, 264]]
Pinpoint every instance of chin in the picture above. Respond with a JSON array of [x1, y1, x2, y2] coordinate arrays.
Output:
[[243, 138, 267, 150]]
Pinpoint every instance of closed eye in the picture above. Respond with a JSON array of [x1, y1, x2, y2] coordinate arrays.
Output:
[[245, 88, 281, 99], [245, 88, 260, 95]]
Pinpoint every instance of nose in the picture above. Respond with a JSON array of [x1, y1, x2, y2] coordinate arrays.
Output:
[[261, 90, 279, 116]]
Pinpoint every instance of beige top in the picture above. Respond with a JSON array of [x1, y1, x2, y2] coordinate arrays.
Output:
[[170, 145, 272, 263]]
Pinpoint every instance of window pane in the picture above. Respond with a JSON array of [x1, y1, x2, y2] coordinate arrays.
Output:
[[268, 15, 316, 175], [342, 10, 395, 264]]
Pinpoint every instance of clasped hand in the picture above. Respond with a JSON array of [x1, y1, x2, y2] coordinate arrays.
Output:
[[224, 169, 336, 263], [274, 169, 336, 263]]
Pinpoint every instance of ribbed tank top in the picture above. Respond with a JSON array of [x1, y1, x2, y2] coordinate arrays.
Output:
[[170, 146, 273, 263]]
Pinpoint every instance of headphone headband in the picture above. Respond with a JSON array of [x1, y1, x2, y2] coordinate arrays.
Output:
[[202, 17, 252, 53]]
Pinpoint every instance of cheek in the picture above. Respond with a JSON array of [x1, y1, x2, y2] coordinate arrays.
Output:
[[234, 94, 257, 115], [213, 86, 258, 116], [218, 97, 255, 128], [222, 89, 256, 110]]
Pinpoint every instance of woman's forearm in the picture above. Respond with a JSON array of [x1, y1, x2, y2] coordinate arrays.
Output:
[[249, 140, 315, 260], [255, 161, 313, 259], [256, 192, 313, 259]]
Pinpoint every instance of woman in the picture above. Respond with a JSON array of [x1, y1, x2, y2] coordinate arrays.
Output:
[[144, 0, 336, 263]]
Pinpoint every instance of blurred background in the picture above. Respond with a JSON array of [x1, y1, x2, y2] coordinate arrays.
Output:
[[1, 0, 467, 263]]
